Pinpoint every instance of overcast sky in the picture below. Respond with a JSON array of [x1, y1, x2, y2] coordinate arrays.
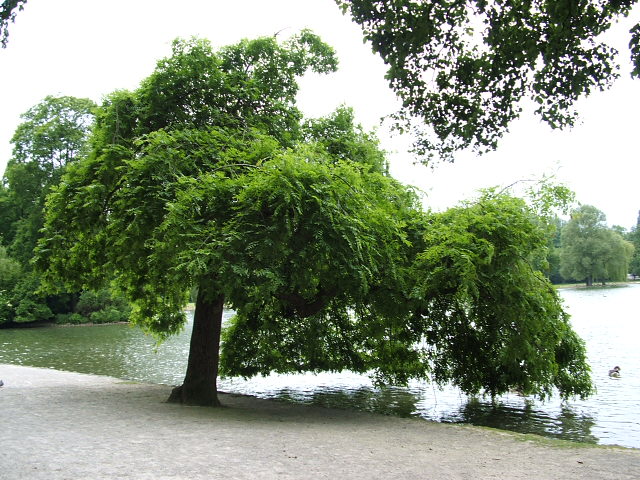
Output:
[[2, 0, 639, 228]]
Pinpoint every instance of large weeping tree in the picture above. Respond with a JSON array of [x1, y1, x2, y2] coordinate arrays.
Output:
[[36, 32, 593, 407]]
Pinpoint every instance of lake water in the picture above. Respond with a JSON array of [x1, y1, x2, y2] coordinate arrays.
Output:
[[1, 284, 638, 448]]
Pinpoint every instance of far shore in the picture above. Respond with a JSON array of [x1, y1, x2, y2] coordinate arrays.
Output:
[[3, 281, 637, 329], [555, 280, 639, 289]]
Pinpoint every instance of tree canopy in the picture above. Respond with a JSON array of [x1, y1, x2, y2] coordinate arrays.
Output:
[[1, 95, 95, 265], [4, 0, 639, 164], [337, 0, 640, 162]]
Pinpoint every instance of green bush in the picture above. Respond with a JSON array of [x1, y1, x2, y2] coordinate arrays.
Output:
[[90, 307, 129, 324], [0, 290, 14, 325], [55, 312, 86, 325], [76, 288, 131, 318], [14, 297, 53, 323]]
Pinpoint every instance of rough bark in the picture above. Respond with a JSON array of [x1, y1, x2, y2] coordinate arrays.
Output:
[[167, 287, 224, 406]]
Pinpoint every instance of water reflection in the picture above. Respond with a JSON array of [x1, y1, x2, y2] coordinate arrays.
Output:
[[261, 385, 420, 418], [1, 284, 639, 448], [448, 397, 598, 444]]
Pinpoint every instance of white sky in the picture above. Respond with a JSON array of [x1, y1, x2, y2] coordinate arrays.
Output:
[[1, 0, 639, 228]]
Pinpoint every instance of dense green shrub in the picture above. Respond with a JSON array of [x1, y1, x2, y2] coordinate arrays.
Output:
[[54, 312, 86, 325], [75, 288, 131, 319], [89, 307, 129, 324]]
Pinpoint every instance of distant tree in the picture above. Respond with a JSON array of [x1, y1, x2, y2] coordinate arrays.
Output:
[[36, 33, 593, 406], [0, 96, 95, 325], [628, 211, 640, 277], [337, 0, 640, 162], [545, 216, 566, 284], [560, 205, 634, 285], [2, 95, 95, 264]]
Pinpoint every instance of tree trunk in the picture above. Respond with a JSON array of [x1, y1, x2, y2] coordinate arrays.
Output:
[[167, 287, 224, 406]]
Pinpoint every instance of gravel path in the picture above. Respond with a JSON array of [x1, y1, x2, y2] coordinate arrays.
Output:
[[1, 363, 639, 479]]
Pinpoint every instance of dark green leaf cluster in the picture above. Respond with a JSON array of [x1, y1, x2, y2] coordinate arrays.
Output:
[[337, 0, 639, 162], [631, 21, 640, 77], [219, 154, 418, 377], [221, 189, 593, 400], [410, 194, 593, 399], [134, 32, 337, 147]]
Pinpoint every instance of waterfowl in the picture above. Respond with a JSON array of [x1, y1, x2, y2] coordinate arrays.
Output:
[[609, 366, 621, 378]]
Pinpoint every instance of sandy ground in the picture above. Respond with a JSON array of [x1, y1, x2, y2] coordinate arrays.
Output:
[[1, 364, 639, 480]]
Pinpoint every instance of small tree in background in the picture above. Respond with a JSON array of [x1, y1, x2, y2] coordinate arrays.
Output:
[[560, 205, 634, 285], [628, 211, 640, 278]]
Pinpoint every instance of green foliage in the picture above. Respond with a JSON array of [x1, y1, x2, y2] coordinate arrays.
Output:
[[221, 189, 593, 400], [10, 95, 95, 171], [36, 32, 593, 403], [0, 245, 21, 291], [337, 0, 640, 162], [10, 273, 52, 324], [135, 33, 337, 146], [628, 211, 640, 276], [0, 96, 132, 326], [0, 0, 27, 47], [2, 95, 96, 264], [54, 312, 84, 325], [408, 193, 592, 399], [631, 22, 640, 78], [560, 205, 635, 285], [301, 106, 389, 174], [218, 154, 417, 377], [89, 308, 130, 324], [36, 32, 339, 340], [0, 245, 21, 324], [75, 288, 131, 322]]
